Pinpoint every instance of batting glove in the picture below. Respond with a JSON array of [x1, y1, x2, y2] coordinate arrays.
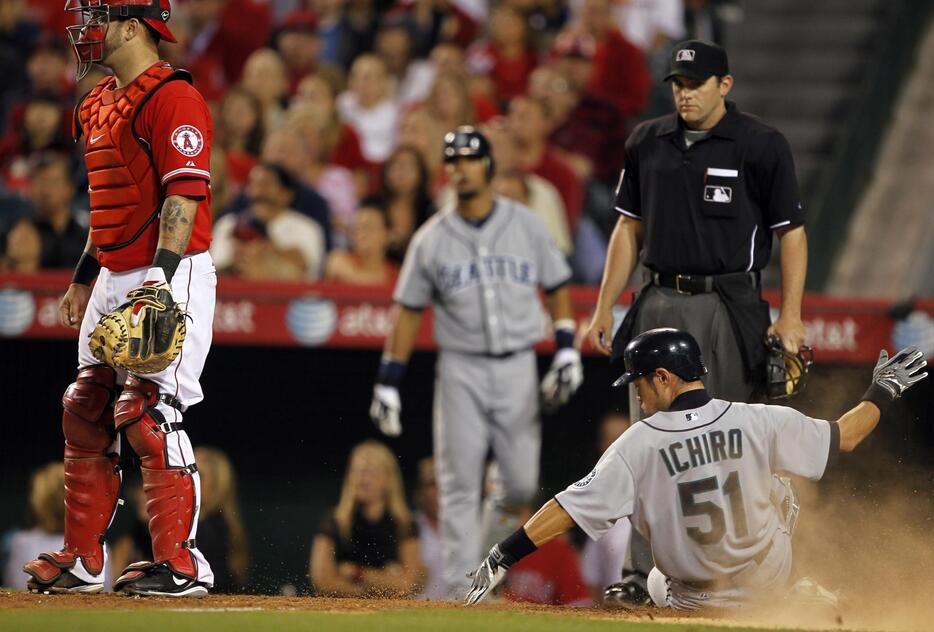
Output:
[[464, 545, 511, 605], [540, 348, 583, 413], [871, 347, 928, 397], [369, 384, 402, 436]]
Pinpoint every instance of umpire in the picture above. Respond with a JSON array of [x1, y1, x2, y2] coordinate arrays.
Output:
[[586, 39, 808, 418]]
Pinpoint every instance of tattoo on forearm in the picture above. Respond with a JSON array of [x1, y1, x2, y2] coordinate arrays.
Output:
[[159, 197, 196, 254]]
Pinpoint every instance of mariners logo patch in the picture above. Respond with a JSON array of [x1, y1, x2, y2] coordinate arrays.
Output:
[[676, 49, 696, 62], [573, 468, 597, 488], [704, 185, 732, 203], [171, 125, 204, 157]]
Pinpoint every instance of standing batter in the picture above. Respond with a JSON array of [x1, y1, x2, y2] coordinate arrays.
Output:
[[464, 328, 927, 609], [370, 127, 582, 597], [24, 0, 216, 597]]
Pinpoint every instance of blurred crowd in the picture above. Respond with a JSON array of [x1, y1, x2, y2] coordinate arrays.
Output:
[[0, 0, 736, 284]]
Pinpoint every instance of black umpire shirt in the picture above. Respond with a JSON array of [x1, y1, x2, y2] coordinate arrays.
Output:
[[614, 101, 805, 276]]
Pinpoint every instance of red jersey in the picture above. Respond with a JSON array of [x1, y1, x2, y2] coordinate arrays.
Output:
[[504, 537, 591, 606], [467, 42, 538, 102], [78, 62, 213, 272], [588, 30, 651, 118]]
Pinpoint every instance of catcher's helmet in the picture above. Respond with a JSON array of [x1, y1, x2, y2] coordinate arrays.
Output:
[[443, 126, 495, 179], [612, 328, 708, 387], [65, 0, 177, 79], [765, 334, 813, 399]]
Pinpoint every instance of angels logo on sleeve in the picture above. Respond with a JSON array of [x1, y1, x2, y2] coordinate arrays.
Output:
[[171, 125, 204, 157]]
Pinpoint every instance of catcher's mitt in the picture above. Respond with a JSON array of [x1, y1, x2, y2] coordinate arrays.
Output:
[[89, 284, 187, 374]]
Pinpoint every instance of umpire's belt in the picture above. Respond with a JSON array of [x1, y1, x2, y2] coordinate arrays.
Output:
[[651, 271, 760, 295]]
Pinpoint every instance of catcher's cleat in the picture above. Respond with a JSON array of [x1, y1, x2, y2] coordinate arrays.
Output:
[[24, 558, 104, 595], [26, 571, 103, 594], [24, 551, 105, 594], [114, 561, 208, 598], [603, 572, 653, 608]]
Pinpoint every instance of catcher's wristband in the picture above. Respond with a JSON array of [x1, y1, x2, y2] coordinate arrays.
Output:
[[153, 248, 182, 282], [376, 356, 407, 388], [554, 319, 576, 350], [71, 252, 101, 286], [497, 527, 538, 567], [860, 383, 895, 416]]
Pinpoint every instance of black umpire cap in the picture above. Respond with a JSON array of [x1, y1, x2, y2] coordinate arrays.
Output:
[[664, 39, 730, 82], [612, 328, 708, 387]]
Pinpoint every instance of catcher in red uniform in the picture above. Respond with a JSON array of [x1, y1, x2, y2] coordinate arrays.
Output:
[[24, 0, 217, 597]]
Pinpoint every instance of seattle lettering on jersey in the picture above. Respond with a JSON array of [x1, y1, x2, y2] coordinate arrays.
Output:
[[659, 428, 744, 477], [436, 256, 537, 294]]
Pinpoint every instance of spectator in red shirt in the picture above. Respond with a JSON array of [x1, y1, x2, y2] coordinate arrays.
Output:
[[504, 534, 591, 606], [507, 95, 584, 231], [186, 0, 271, 86], [530, 63, 628, 186], [466, 4, 538, 105], [563, 0, 652, 119], [159, 5, 226, 102], [217, 87, 264, 188]]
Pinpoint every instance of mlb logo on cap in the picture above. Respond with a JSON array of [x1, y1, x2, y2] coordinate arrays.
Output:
[[676, 49, 695, 62], [664, 39, 730, 82]]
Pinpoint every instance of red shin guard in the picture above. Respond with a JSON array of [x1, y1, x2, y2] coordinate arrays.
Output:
[[119, 376, 199, 579], [62, 367, 119, 575], [25, 366, 118, 584], [141, 466, 198, 578]]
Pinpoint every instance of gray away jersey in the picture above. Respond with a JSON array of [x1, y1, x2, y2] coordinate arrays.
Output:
[[556, 399, 838, 586], [394, 197, 572, 354]]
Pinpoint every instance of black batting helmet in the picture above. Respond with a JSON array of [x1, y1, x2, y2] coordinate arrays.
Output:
[[443, 126, 494, 179], [612, 328, 708, 387]]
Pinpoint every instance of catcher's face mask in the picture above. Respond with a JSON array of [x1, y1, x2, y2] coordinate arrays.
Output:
[[65, 0, 111, 80], [765, 334, 814, 400]]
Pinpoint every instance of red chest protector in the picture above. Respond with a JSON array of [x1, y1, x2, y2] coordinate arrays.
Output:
[[77, 63, 194, 272]]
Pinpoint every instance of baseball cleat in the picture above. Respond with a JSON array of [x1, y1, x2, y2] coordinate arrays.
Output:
[[603, 572, 653, 608], [23, 552, 104, 594], [26, 572, 103, 595], [114, 561, 208, 598]]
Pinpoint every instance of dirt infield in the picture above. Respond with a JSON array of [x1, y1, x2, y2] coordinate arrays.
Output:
[[0, 590, 842, 631], [12, 589, 934, 632], [0, 590, 674, 618]]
